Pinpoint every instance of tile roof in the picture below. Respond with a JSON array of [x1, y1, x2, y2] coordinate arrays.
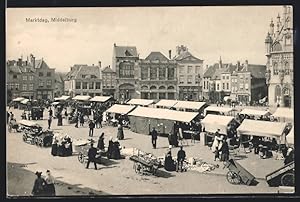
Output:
[[203, 63, 219, 78], [114, 46, 138, 58], [145, 52, 169, 61], [248, 64, 266, 79], [175, 51, 203, 62], [35, 60, 50, 69], [54, 73, 63, 83], [102, 66, 115, 73], [73, 65, 101, 79]]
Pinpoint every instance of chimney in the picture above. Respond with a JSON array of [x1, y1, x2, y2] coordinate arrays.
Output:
[[98, 61, 101, 68], [18, 58, 22, 67], [168, 50, 172, 59], [114, 43, 116, 47], [244, 60, 248, 71], [30, 54, 35, 68], [92, 64, 94, 66]]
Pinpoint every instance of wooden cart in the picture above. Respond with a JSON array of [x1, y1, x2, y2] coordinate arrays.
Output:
[[74, 139, 105, 164], [223, 159, 255, 185], [129, 155, 161, 176], [266, 161, 294, 187]]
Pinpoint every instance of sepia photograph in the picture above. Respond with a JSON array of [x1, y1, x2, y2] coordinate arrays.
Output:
[[5, 5, 294, 197]]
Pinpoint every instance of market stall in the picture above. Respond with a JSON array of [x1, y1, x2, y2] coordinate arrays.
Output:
[[11, 97, 25, 109], [90, 96, 112, 103], [54, 95, 71, 101], [72, 95, 91, 101], [204, 106, 237, 116], [201, 114, 239, 146], [128, 106, 199, 136], [173, 101, 207, 112], [19, 98, 30, 110], [239, 108, 271, 120], [154, 99, 178, 109], [126, 99, 155, 107], [105, 104, 136, 126], [286, 126, 294, 146], [271, 107, 294, 123]]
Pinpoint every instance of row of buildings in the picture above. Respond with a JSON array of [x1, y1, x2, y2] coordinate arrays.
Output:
[[6, 6, 293, 108], [6, 55, 64, 101]]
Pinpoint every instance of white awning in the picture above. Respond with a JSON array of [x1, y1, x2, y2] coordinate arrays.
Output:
[[128, 106, 198, 123], [52, 102, 60, 106], [173, 101, 206, 110], [201, 114, 235, 135], [12, 97, 25, 102], [54, 95, 70, 101], [18, 120, 41, 127], [286, 127, 294, 145], [90, 96, 111, 102], [72, 95, 91, 101], [272, 107, 294, 120], [204, 106, 236, 114], [239, 108, 271, 117], [154, 99, 178, 108], [237, 119, 287, 138], [105, 104, 136, 115], [20, 99, 30, 104], [126, 99, 154, 106]]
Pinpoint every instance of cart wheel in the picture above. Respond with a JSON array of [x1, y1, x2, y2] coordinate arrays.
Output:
[[78, 152, 85, 164], [133, 162, 143, 175], [22, 135, 27, 142], [38, 139, 44, 147], [226, 171, 241, 185], [281, 172, 295, 187]]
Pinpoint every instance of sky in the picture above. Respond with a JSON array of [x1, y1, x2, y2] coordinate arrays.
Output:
[[6, 6, 286, 72]]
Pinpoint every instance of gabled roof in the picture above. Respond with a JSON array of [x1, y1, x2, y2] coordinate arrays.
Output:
[[75, 65, 101, 79], [175, 51, 203, 62], [54, 73, 63, 83], [35, 60, 51, 69], [145, 52, 169, 61], [102, 66, 115, 73], [7, 65, 22, 73], [114, 46, 138, 58], [203, 63, 219, 78]]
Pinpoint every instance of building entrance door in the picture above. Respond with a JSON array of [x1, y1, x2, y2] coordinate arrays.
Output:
[[284, 95, 291, 108]]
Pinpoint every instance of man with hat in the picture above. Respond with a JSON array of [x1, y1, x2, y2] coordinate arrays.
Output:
[[32, 171, 46, 196], [86, 143, 98, 170], [177, 146, 186, 172], [151, 127, 158, 149]]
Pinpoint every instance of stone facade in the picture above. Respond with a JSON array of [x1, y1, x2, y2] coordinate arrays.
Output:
[[102, 66, 116, 97], [265, 6, 293, 108]]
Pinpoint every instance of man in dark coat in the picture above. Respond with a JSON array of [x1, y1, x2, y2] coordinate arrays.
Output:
[[151, 127, 158, 149], [88, 120, 95, 137], [177, 146, 186, 172], [86, 143, 98, 170], [31, 171, 46, 196]]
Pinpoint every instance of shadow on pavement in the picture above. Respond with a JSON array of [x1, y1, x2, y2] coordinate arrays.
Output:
[[155, 170, 175, 178], [231, 154, 248, 160], [7, 162, 109, 196], [100, 158, 120, 166]]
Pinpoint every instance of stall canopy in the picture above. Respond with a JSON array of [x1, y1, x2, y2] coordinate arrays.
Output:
[[237, 119, 287, 138], [89, 96, 111, 102], [239, 108, 271, 117], [272, 107, 294, 120], [72, 95, 91, 101], [286, 127, 294, 145], [105, 104, 136, 115], [154, 99, 178, 108], [12, 97, 25, 102], [201, 114, 235, 135], [54, 95, 70, 101], [126, 99, 154, 106], [204, 106, 236, 115], [20, 99, 30, 105], [51, 102, 60, 106], [128, 106, 199, 123], [173, 101, 207, 111]]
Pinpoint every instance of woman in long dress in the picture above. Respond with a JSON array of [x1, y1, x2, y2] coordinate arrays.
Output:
[[97, 133, 105, 150], [44, 170, 56, 196], [117, 124, 124, 140]]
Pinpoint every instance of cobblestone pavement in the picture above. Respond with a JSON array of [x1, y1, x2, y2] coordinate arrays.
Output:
[[6, 108, 283, 195]]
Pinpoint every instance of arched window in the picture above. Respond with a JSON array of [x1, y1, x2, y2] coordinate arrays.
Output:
[[284, 62, 290, 75], [159, 86, 166, 90], [141, 85, 148, 90], [273, 62, 278, 75], [167, 86, 175, 90], [275, 85, 281, 103], [150, 86, 157, 90], [273, 42, 282, 52]]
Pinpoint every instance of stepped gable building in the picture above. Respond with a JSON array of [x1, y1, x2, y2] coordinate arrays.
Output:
[[112, 43, 139, 101], [265, 5, 293, 107]]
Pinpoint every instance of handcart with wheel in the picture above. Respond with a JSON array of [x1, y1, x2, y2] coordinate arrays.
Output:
[[266, 161, 294, 187], [74, 139, 106, 164], [223, 159, 255, 185], [129, 155, 161, 176]]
